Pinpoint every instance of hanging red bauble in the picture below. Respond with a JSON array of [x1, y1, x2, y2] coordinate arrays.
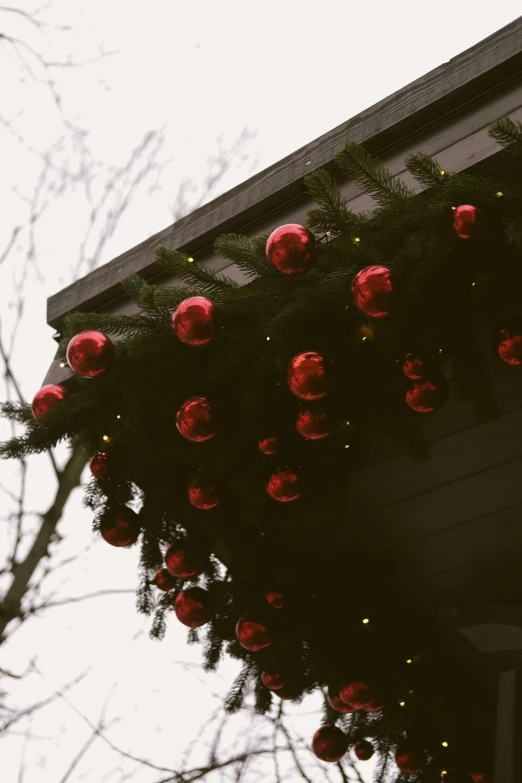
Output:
[[266, 468, 301, 502], [90, 451, 109, 480], [453, 204, 481, 239], [471, 774, 489, 783], [188, 477, 219, 510], [100, 507, 140, 547], [275, 684, 299, 700], [176, 396, 215, 442], [154, 568, 177, 591], [312, 725, 348, 763], [327, 688, 353, 714], [66, 331, 114, 378], [287, 351, 327, 400], [172, 296, 216, 346], [351, 265, 395, 318], [353, 740, 374, 761], [265, 590, 284, 609], [235, 617, 272, 651], [174, 587, 212, 628], [493, 320, 522, 365], [165, 543, 202, 579], [31, 384, 68, 418], [403, 353, 426, 381], [266, 223, 316, 274], [296, 407, 331, 440], [395, 743, 426, 774], [258, 436, 279, 456], [261, 671, 285, 690], [406, 378, 447, 413], [340, 681, 383, 712]]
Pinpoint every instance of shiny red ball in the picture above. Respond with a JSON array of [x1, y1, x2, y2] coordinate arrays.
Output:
[[266, 468, 301, 502], [154, 568, 177, 591], [351, 265, 395, 318], [406, 378, 447, 413], [176, 396, 215, 442], [100, 508, 140, 547], [288, 351, 327, 400], [266, 223, 316, 274], [494, 321, 522, 365], [327, 689, 353, 714], [296, 407, 330, 440], [174, 587, 212, 627], [172, 296, 216, 346], [258, 436, 280, 456], [31, 384, 68, 418], [261, 671, 285, 690], [312, 725, 348, 763], [453, 204, 481, 239], [395, 743, 426, 774], [265, 590, 284, 609], [340, 681, 382, 712], [188, 477, 219, 510], [165, 543, 202, 579], [235, 617, 272, 651], [66, 331, 114, 378], [90, 451, 109, 480], [403, 353, 426, 381], [353, 740, 374, 761], [471, 774, 489, 783]]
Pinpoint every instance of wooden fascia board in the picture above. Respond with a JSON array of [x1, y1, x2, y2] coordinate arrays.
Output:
[[47, 16, 522, 329]]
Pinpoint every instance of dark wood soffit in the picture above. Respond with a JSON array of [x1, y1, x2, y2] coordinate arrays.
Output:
[[48, 16, 522, 328]]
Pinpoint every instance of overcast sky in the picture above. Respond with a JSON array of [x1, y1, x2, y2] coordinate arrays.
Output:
[[1, 2, 522, 781]]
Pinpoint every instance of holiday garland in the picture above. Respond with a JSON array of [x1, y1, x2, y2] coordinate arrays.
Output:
[[4, 117, 522, 782]]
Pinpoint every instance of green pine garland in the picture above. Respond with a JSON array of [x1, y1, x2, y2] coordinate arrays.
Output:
[[3, 117, 522, 780]]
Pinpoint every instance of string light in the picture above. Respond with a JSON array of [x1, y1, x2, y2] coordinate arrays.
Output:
[[399, 700, 406, 707], [408, 690, 414, 694], [344, 421, 350, 426], [362, 618, 370, 624], [472, 281, 476, 286], [102, 435, 110, 443], [406, 658, 412, 664], [442, 772, 448, 777], [362, 336, 367, 342], [442, 741, 449, 748], [116, 414, 122, 420], [495, 191, 504, 198], [187, 256, 194, 263], [352, 236, 361, 245], [438, 348, 443, 354], [59, 361, 67, 368], [344, 444, 350, 449], [266, 336, 271, 341], [439, 169, 445, 176], [210, 553, 215, 557], [103, 495, 109, 501]]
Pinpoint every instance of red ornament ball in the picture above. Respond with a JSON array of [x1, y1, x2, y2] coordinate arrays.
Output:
[[351, 265, 395, 318], [471, 774, 489, 783], [403, 353, 426, 381], [176, 396, 215, 442], [154, 568, 177, 591], [494, 320, 522, 365], [296, 407, 330, 440], [288, 351, 327, 400], [312, 725, 348, 763], [395, 743, 426, 774], [266, 223, 316, 274], [261, 671, 285, 690], [353, 740, 374, 761], [327, 689, 353, 714], [188, 477, 219, 510], [174, 587, 212, 627], [265, 590, 284, 609], [406, 378, 447, 413], [100, 508, 140, 548], [340, 681, 383, 712], [235, 617, 272, 651], [258, 436, 279, 456], [165, 543, 202, 579], [172, 296, 216, 346], [266, 468, 301, 502], [453, 204, 481, 239], [90, 451, 109, 480], [66, 331, 114, 378], [31, 384, 68, 418]]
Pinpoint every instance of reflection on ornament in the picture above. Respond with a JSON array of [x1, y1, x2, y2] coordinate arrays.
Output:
[[66, 331, 115, 378], [172, 296, 216, 346], [266, 223, 316, 274], [312, 725, 348, 762], [31, 384, 68, 418]]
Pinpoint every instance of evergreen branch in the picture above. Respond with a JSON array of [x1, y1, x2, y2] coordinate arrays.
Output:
[[224, 663, 252, 713], [121, 274, 146, 303], [0, 400, 32, 424], [214, 234, 270, 278], [405, 152, 447, 189], [63, 311, 160, 341], [489, 116, 522, 155], [335, 141, 414, 206], [305, 168, 365, 237], [155, 246, 239, 295]]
